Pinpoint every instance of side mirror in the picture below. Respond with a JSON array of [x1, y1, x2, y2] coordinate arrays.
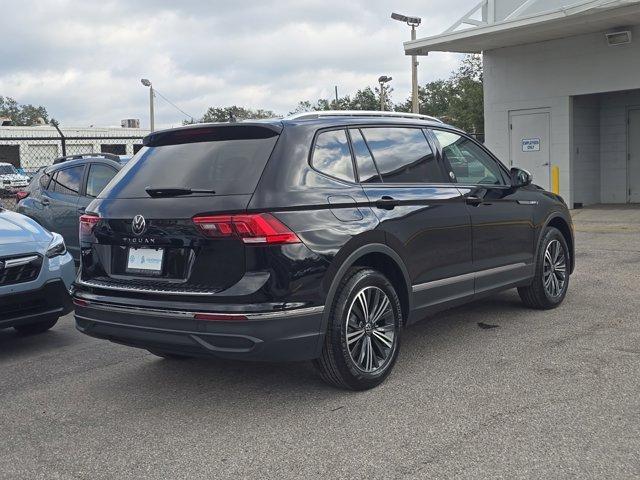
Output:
[[510, 167, 532, 188]]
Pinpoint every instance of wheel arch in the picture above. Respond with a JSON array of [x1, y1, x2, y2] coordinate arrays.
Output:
[[319, 244, 412, 337], [540, 214, 575, 273]]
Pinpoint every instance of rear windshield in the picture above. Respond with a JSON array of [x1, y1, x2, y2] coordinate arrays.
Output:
[[99, 135, 278, 199], [0, 165, 17, 175]]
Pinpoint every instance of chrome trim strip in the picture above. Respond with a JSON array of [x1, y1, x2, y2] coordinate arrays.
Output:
[[76, 278, 217, 296], [75, 299, 324, 320], [412, 262, 528, 293], [517, 200, 538, 205], [3, 255, 39, 268]]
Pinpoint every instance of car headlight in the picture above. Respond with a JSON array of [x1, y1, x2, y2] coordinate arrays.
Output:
[[46, 232, 67, 258]]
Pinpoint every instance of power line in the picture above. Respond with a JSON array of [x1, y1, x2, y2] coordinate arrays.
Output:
[[153, 89, 195, 121]]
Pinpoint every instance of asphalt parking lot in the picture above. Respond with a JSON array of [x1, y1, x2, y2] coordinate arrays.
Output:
[[1, 206, 638, 479]]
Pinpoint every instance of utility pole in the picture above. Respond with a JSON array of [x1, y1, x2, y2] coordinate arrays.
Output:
[[149, 85, 155, 132], [378, 76, 392, 111], [391, 13, 422, 114], [411, 24, 419, 114], [141, 78, 155, 132]]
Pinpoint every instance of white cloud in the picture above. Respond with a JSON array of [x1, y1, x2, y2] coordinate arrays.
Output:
[[0, 0, 474, 128]]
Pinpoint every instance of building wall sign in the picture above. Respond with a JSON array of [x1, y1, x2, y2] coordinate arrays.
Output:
[[522, 138, 541, 152]]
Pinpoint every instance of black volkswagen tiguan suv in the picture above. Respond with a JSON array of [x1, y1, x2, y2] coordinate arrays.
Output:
[[73, 112, 574, 390]]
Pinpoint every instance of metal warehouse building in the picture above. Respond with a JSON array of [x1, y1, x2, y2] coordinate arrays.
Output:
[[406, 0, 640, 206], [0, 125, 149, 173]]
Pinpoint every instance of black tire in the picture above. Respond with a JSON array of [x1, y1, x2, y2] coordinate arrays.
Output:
[[14, 316, 58, 335], [314, 267, 402, 390], [518, 226, 570, 309], [147, 349, 192, 360]]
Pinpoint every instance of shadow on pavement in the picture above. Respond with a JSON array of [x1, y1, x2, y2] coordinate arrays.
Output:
[[0, 324, 79, 362], [85, 290, 530, 408]]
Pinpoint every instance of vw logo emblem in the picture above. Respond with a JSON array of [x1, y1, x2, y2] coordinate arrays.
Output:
[[132, 215, 146, 236]]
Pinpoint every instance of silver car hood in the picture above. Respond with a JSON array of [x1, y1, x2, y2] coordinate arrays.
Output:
[[0, 210, 52, 255]]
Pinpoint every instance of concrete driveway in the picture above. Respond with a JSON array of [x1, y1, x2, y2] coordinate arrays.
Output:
[[1, 206, 639, 479]]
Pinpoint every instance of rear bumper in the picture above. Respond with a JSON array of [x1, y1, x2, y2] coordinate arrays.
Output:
[[73, 299, 325, 362], [0, 279, 73, 329]]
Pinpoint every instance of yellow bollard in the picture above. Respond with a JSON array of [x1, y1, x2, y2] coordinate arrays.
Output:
[[551, 165, 560, 194]]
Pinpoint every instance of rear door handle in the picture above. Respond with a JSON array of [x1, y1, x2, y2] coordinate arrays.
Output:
[[375, 196, 400, 210], [465, 196, 483, 206]]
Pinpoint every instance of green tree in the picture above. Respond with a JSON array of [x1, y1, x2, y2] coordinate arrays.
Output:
[[396, 79, 453, 119], [196, 106, 277, 123], [289, 85, 392, 114], [0, 96, 50, 126], [447, 54, 483, 132], [396, 54, 484, 132]]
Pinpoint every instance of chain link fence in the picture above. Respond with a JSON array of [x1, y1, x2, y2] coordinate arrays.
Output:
[[0, 128, 146, 211]]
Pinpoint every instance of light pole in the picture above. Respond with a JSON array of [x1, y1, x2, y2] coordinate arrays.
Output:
[[140, 78, 155, 132], [378, 75, 392, 111], [391, 13, 422, 114]]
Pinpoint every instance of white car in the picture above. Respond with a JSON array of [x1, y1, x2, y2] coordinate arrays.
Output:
[[0, 162, 30, 194]]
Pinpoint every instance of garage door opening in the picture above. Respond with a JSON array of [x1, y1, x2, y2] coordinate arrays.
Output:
[[572, 89, 640, 205]]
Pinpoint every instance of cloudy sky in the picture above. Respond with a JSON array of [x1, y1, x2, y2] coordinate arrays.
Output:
[[1, 0, 475, 129]]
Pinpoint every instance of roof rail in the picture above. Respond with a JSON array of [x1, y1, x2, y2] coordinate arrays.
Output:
[[286, 110, 443, 123], [52, 153, 121, 164]]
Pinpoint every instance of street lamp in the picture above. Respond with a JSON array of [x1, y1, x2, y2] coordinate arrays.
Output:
[[391, 12, 422, 114], [140, 78, 155, 132], [378, 75, 392, 111]]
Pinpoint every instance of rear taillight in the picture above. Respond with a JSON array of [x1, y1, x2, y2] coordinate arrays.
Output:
[[79, 214, 100, 242], [193, 213, 300, 245], [15, 191, 29, 201]]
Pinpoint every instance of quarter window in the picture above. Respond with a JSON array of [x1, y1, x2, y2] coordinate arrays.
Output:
[[312, 130, 355, 183], [86, 164, 117, 198], [51, 165, 83, 196], [360, 127, 441, 183], [39, 171, 52, 190], [349, 129, 381, 183], [432, 130, 504, 185]]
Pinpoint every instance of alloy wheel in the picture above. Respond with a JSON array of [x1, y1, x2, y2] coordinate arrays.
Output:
[[345, 286, 397, 373], [543, 239, 567, 298]]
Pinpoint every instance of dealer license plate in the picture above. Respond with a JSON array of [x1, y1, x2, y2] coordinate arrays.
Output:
[[126, 248, 163, 273]]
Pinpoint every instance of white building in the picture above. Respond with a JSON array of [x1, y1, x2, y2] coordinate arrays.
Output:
[[0, 125, 149, 172], [405, 0, 640, 206]]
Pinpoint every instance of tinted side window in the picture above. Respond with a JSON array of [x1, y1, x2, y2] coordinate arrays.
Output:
[[86, 164, 117, 198], [432, 130, 504, 185], [360, 127, 441, 183], [39, 171, 52, 190], [52, 165, 83, 196], [312, 130, 355, 182], [349, 129, 381, 183], [101, 144, 126, 155]]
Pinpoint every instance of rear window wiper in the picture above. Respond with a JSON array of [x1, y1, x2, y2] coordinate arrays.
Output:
[[144, 186, 216, 198]]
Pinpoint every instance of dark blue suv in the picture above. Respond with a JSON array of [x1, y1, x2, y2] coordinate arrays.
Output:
[[17, 154, 128, 262]]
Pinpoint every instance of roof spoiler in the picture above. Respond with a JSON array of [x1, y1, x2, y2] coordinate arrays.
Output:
[[143, 122, 283, 147]]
